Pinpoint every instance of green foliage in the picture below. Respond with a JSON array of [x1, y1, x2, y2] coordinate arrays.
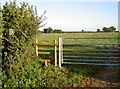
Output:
[[2, 0, 47, 88], [82, 30, 84, 32], [97, 29, 101, 32], [110, 26, 116, 31], [52, 29, 62, 33], [2, 0, 42, 67], [0, 4, 2, 37], [2, 1, 113, 88], [43, 27, 63, 33], [3, 63, 89, 87], [102, 26, 116, 32], [43, 27, 52, 33], [2, 1, 87, 88]]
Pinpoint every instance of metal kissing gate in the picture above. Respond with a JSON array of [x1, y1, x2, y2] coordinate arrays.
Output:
[[58, 37, 120, 67]]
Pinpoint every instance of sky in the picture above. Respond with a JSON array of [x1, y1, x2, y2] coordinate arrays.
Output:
[[1, 0, 119, 31]]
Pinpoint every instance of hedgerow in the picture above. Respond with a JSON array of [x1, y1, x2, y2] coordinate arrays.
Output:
[[1, 1, 94, 88], [1, 0, 46, 88]]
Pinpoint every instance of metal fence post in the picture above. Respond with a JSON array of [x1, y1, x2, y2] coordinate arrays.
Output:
[[54, 39, 57, 66], [59, 37, 62, 68]]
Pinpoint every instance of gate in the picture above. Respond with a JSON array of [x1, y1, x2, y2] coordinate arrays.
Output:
[[58, 37, 120, 67]]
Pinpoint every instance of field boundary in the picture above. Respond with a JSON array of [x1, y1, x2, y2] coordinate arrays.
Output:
[[59, 37, 120, 67]]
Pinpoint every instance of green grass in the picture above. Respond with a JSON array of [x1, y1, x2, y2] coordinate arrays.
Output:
[[36, 32, 119, 62], [34, 32, 120, 87], [36, 32, 119, 44]]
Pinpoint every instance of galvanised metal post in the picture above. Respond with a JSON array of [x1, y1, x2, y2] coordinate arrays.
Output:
[[58, 37, 62, 68]]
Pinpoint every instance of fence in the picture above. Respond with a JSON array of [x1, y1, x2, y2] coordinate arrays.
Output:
[[34, 39, 58, 66], [59, 37, 120, 67]]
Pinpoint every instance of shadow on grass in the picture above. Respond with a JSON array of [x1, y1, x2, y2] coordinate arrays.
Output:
[[61, 64, 102, 77], [92, 65, 120, 83]]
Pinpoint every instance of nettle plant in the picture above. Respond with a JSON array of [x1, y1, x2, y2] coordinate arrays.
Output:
[[2, 1, 46, 87]]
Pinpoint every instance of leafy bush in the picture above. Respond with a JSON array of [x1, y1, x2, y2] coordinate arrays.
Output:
[[1, 0, 46, 88], [2, 1, 84, 88], [1, 1, 96, 88]]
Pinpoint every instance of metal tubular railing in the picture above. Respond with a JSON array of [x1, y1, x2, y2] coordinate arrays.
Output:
[[63, 56, 120, 59], [62, 62, 120, 66], [62, 37, 120, 39], [63, 44, 120, 45], [63, 49, 120, 51], [63, 52, 120, 55], [63, 59, 120, 62], [59, 37, 120, 67]]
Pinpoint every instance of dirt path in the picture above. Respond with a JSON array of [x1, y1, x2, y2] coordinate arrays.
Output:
[[69, 65, 120, 88], [93, 65, 120, 83]]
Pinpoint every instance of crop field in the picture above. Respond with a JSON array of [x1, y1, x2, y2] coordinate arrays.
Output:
[[36, 32, 120, 63]]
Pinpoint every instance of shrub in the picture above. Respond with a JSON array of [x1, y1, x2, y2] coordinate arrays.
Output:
[[2, 0, 46, 88]]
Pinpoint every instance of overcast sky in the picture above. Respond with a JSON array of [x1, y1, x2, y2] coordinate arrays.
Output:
[[1, 0, 119, 31]]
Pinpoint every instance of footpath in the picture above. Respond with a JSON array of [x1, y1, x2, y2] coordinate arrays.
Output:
[[69, 65, 120, 88]]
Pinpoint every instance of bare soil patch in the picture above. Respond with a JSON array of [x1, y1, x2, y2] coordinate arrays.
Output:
[[65, 65, 120, 88]]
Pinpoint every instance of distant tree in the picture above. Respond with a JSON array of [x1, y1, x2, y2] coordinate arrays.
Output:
[[108, 27, 113, 32], [43, 27, 53, 33], [110, 26, 116, 32], [53, 29, 62, 33], [102, 27, 108, 32], [43, 28, 48, 33], [97, 29, 101, 32], [47, 27, 53, 33], [44, 27, 63, 33], [102, 26, 116, 32], [58, 30, 62, 33], [82, 30, 84, 32]]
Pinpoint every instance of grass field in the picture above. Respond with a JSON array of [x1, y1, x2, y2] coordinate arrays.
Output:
[[36, 32, 119, 44], [34, 32, 120, 87], [36, 32, 120, 62]]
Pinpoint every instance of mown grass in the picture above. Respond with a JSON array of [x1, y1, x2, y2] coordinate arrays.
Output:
[[36, 32, 119, 62], [35, 32, 119, 87], [36, 32, 119, 43]]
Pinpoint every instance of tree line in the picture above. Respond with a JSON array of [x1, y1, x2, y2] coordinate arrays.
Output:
[[43, 27, 62, 33], [97, 26, 116, 32], [41, 26, 117, 33]]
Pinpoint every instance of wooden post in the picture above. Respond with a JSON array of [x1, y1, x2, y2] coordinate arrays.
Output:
[[54, 39, 57, 66], [35, 39, 38, 56], [45, 61, 47, 66]]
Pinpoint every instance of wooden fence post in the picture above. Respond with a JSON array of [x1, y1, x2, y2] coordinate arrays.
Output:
[[35, 39, 38, 56], [54, 39, 57, 66]]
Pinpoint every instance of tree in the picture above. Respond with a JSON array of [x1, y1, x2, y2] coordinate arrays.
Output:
[[82, 30, 84, 32], [110, 26, 116, 32], [53, 29, 62, 33], [102, 26, 116, 32], [97, 29, 101, 32], [47, 27, 52, 33], [102, 27, 107, 32], [43, 28, 63, 33], [43, 27, 52, 33], [2, 1, 46, 87], [43, 28, 48, 33]]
